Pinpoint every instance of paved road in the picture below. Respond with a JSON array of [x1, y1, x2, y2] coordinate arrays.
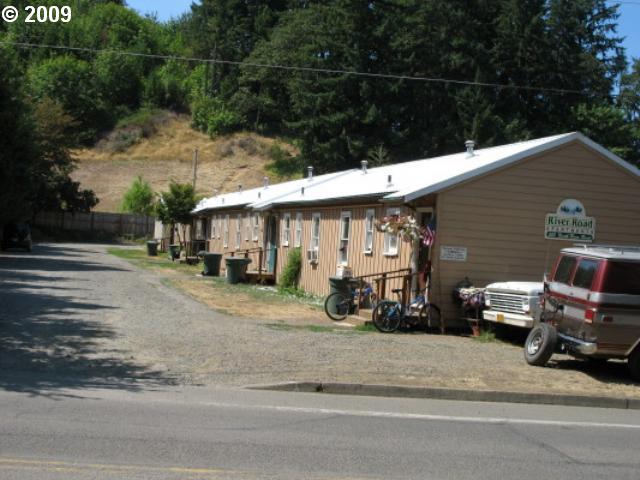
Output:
[[1, 386, 640, 479]]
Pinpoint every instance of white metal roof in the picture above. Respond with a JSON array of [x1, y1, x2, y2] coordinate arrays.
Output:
[[192, 170, 347, 214], [194, 132, 640, 213]]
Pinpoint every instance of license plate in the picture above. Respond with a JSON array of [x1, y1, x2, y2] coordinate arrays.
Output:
[[496, 313, 505, 323]]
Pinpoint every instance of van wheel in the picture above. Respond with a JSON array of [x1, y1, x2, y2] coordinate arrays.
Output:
[[524, 323, 557, 366], [629, 348, 640, 382]]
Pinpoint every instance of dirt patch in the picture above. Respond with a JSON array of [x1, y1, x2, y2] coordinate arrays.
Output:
[[72, 114, 298, 212]]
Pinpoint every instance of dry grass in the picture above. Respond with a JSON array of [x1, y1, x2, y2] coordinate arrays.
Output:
[[72, 114, 298, 212]]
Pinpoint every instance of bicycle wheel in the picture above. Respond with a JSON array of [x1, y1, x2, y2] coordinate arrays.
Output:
[[324, 292, 351, 321], [373, 301, 402, 333], [419, 303, 442, 330]]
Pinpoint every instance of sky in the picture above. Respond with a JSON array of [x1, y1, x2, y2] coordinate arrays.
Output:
[[126, 0, 640, 64]]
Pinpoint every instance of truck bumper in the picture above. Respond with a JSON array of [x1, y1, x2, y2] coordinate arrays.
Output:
[[483, 310, 534, 329], [557, 333, 598, 355]]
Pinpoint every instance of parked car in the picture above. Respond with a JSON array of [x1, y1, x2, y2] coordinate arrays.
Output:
[[524, 245, 640, 380], [1, 223, 32, 252], [483, 282, 544, 329]]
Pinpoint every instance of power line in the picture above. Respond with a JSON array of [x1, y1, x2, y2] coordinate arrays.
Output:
[[0, 39, 617, 98]]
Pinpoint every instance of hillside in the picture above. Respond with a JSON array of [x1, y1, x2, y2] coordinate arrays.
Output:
[[72, 112, 297, 212]]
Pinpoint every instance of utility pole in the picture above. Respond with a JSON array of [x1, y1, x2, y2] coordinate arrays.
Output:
[[192, 148, 199, 190]]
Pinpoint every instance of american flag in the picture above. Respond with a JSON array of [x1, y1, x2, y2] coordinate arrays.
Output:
[[423, 216, 436, 247]]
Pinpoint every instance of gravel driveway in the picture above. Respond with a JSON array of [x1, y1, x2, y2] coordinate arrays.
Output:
[[1, 243, 638, 398]]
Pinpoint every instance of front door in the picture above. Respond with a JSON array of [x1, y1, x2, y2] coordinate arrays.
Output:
[[264, 215, 278, 273]]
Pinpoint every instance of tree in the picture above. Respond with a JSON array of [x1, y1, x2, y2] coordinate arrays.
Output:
[[121, 176, 155, 215], [156, 182, 197, 247]]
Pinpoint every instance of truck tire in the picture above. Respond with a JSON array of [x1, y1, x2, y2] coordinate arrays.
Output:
[[629, 347, 640, 382], [524, 323, 557, 366]]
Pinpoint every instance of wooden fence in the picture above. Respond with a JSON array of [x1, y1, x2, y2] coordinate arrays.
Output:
[[34, 211, 155, 238]]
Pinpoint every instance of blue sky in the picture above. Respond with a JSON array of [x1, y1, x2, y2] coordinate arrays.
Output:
[[127, 0, 640, 63]]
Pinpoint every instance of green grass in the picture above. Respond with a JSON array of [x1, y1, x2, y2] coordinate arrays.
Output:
[[472, 329, 497, 343], [354, 322, 377, 333], [108, 247, 323, 309]]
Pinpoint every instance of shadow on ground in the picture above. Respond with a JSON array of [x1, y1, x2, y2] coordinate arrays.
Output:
[[0, 244, 174, 397]]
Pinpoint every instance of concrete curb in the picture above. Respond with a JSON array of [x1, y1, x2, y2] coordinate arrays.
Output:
[[249, 382, 640, 410]]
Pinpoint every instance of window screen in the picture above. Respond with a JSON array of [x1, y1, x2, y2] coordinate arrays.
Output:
[[554, 255, 577, 284]]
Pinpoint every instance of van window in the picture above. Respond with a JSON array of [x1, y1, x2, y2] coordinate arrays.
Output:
[[602, 262, 640, 295], [572, 259, 599, 289], [554, 255, 577, 284]]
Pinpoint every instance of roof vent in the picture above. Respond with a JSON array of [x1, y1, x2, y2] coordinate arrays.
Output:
[[361, 160, 368, 174], [387, 174, 393, 187], [301, 187, 305, 195], [222, 198, 225, 204], [263, 176, 269, 188], [213, 189, 219, 196], [465, 140, 476, 158], [238, 184, 243, 192], [258, 192, 262, 199], [307, 166, 314, 181]]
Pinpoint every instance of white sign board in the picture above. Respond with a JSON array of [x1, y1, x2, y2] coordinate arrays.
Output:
[[440, 246, 468, 262], [545, 199, 595, 242]]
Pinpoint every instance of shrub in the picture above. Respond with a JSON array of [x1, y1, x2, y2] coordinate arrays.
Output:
[[266, 144, 303, 178], [278, 247, 302, 291], [121, 176, 155, 215], [191, 95, 243, 137]]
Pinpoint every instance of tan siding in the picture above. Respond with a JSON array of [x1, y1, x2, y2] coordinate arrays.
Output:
[[432, 141, 640, 325], [271, 204, 413, 296]]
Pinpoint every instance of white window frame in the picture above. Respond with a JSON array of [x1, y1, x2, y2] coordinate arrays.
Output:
[[217, 216, 222, 239], [294, 212, 303, 248], [223, 214, 229, 248], [383, 207, 400, 256], [245, 213, 251, 242], [308, 212, 321, 263], [210, 215, 217, 239], [235, 214, 242, 249], [338, 211, 351, 266], [281, 213, 291, 247], [363, 209, 375, 254], [252, 213, 259, 241]]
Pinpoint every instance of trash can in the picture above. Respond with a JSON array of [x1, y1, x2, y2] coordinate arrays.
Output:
[[168, 244, 181, 261], [326, 276, 354, 315], [203, 253, 223, 276], [225, 257, 252, 284], [146, 240, 158, 256]]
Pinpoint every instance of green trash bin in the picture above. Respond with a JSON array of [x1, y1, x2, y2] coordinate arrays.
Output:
[[168, 244, 181, 261], [146, 240, 158, 256], [326, 276, 354, 315], [225, 257, 252, 284], [203, 253, 223, 276]]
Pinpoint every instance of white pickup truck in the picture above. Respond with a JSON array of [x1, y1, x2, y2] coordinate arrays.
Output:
[[482, 282, 544, 329]]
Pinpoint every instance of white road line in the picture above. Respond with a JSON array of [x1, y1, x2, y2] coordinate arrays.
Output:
[[199, 401, 640, 430]]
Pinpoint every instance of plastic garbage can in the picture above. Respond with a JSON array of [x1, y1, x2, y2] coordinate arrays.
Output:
[[146, 240, 158, 256], [203, 253, 223, 276], [225, 257, 252, 284], [168, 244, 181, 261]]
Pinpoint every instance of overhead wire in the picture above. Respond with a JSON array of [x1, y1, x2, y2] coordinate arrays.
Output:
[[0, 39, 620, 98]]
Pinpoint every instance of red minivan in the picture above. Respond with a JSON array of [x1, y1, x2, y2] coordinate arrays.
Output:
[[524, 245, 640, 380]]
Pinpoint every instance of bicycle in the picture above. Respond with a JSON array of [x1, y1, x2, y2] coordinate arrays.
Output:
[[372, 288, 441, 333], [324, 281, 376, 321]]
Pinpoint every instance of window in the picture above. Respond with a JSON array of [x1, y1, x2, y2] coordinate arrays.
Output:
[[282, 213, 291, 247], [217, 216, 222, 239], [294, 212, 303, 248], [236, 214, 242, 249], [383, 207, 400, 256], [308, 213, 321, 263], [572, 259, 600, 289], [252, 213, 259, 241], [338, 211, 351, 265], [223, 215, 229, 248], [602, 262, 640, 294], [210, 216, 217, 239], [245, 213, 251, 241], [553, 255, 577, 284], [363, 209, 375, 253]]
